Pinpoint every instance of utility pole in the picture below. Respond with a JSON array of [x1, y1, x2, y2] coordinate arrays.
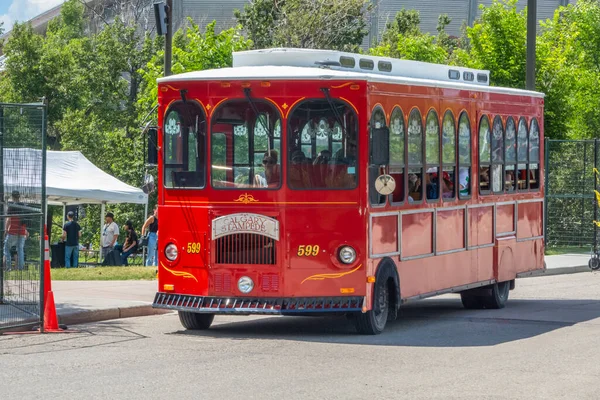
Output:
[[526, 0, 536, 90], [165, 0, 173, 77]]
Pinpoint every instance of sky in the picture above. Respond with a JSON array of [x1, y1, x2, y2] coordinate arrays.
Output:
[[0, 0, 65, 33]]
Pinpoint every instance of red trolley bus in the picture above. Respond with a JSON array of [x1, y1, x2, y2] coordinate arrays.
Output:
[[151, 48, 544, 334]]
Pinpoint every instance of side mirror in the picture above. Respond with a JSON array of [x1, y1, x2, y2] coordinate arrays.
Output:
[[147, 127, 158, 166], [142, 173, 155, 195], [371, 127, 389, 165]]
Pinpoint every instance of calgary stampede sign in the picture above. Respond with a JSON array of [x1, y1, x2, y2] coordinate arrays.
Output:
[[212, 213, 279, 241]]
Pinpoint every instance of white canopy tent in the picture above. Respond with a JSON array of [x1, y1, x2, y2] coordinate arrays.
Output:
[[3, 149, 148, 258], [4, 149, 147, 205]]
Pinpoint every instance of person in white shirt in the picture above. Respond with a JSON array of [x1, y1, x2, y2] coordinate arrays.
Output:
[[101, 212, 120, 260]]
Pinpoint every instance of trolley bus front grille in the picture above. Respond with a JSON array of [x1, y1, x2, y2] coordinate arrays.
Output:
[[215, 233, 276, 265]]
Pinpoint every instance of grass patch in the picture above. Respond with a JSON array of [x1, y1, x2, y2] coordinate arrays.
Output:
[[50, 266, 157, 281], [545, 246, 590, 256]]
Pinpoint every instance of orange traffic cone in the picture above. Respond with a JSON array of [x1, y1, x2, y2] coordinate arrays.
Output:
[[43, 290, 60, 331]]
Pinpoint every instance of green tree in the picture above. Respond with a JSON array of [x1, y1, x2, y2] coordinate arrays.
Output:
[[370, 9, 450, 63], [537, 0, 600, 139], [452, 0, 527, 88], [235, 0, 372, 52]]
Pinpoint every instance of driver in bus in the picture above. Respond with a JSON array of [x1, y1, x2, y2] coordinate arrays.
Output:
[[254, 150, 280, 188]]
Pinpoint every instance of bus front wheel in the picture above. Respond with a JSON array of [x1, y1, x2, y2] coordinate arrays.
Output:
[[178, 311, 215, 330], [355, 279, 390, 335]]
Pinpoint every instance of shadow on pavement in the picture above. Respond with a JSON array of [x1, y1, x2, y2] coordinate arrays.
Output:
[[173, 298, 600, 347]]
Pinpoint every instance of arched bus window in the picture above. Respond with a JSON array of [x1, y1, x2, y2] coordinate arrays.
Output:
[[211, 100, 282, 189], [287, 99, 358, 190], [389, 107, 405, 204], [425, 110, 440, 201], [504, 117, 517, 192], [407, 108, 424, 203], [442, 111, 456, 200], [529, 118, 540, 190], [491, 116, 504, 194], [478, 115, 491, 194], [369, 107, 387, 206], [517, 117, 528, 190], [163, 100, 206, 188], [458, 112, 471, 198]]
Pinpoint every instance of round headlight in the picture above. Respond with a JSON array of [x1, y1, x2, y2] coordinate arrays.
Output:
[[338, 246, 357, 264], [165, 243, 179, 261], [238, 276, 254, 294]]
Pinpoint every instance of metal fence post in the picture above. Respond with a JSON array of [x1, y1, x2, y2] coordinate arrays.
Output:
[[39, 100, 47, 332], [544, 137, 549, 245], [595, 139, 598, 254], [0, 106, 4, 304]]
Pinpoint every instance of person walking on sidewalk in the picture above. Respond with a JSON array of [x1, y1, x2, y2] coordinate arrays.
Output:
[[61, 211, 81, 268], [101, 212, 119, 261], [141, 205, 158, 266]]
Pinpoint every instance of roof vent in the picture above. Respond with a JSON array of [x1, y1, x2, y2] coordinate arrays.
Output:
[[315, 60, 341, 68]]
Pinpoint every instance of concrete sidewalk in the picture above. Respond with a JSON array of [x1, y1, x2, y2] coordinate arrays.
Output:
[[1, 253, 594, 332], [53, 280, 169, 326]]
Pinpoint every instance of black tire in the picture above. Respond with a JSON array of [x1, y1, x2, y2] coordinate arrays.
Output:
[[460, 292, 485, 309], [355, 279, 389, 335], [461, 281, 510, 310], [483, 281, 510, 309], [589, 257, 600, 271], [178, 311, 215, 330]]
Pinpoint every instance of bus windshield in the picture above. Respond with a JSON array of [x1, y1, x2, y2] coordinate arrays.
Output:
[[287, 99, 358, 189], [163, 101, 206, 188], [211, 100, 282, 189]]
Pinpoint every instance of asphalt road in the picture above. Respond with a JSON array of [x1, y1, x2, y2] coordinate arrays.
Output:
[[1, 273, 600, 400]]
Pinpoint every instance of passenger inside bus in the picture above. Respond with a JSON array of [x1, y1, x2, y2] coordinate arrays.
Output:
[[458, 167, 470, 196], [254, 150, 280, 188], [408, 172, 421, 202], [479, 166, 490, 191]]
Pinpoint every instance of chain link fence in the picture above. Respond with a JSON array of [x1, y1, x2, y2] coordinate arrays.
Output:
[[545, 139, 598, 250], [0, 103, 47, 331]]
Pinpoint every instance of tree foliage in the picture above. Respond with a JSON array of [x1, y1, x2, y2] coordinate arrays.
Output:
[[235, 0, 372, 52], [370, 9, 454, 64]]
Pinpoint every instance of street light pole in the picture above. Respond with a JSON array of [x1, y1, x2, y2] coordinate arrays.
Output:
[[165, 0, 173, 77], [526, 0, 536, 90]]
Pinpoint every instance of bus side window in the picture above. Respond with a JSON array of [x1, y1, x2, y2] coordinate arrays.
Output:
[[505, 117, 517, 193], [425, 110, 440, 201], [491, 116, 504, 194], [389, 107, 405, 204], [369, 107, 387, 206], [442, 111, 456, 200], [478, 115, 491, 194], [458, 112, 471, 198], [517, 117, 528, 191], [407, 108, 424, 203], [529, 118, 540, 190]]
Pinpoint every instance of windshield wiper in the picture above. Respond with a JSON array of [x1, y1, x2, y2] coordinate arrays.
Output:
[[320, 87, 348, 139], [243, 88, 273, 153]]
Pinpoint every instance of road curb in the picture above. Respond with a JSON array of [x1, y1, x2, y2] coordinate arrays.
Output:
[[522, 265, 591, 278], [58, 305, 172, 326]]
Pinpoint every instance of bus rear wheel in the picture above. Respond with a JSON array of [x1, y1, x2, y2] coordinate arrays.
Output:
[[460, 281, 510, 310], [355, 279, 389, 335], [178, 311, 215, 330]]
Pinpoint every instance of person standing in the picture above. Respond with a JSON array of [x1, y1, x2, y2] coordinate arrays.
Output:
[[141, 205, 158, 266], [101, 212, 119, 261], [3, 190, 28, 271], [118, 220, 138, 266], [61, 211, 81, 268]]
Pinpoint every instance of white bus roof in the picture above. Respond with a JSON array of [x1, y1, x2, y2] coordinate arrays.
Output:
[[158, 48, 544, 98]]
